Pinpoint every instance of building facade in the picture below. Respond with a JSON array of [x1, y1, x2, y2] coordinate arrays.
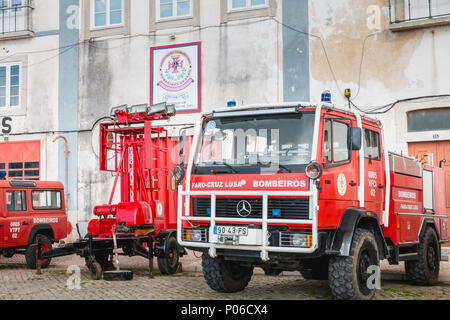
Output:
[[0, 0, 449, 240]]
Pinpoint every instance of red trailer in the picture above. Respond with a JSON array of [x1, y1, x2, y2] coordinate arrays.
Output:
[[41, 103, 189, 279]]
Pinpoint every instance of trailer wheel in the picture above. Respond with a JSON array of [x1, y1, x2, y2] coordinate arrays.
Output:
[[405, 227, 440, 286], [201, 253, 253, 293], [88, 261, 103, 280], [95, 253, 115, 271], [328, 228, 379, 300], [25, 235, 52, 269], [157, 236, 180, 275]]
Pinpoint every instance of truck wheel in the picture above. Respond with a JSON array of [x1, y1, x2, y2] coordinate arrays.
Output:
[[328, 228, 379, 300], [201, 253, 253, 293], [157, 236, 180, 275], [25, 235, 52, 269], [405, 227, 440, 286], [299, 257, 330, 280]]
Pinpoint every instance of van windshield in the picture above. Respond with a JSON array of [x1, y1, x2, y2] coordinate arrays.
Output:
[[193, 112, 315, 174]]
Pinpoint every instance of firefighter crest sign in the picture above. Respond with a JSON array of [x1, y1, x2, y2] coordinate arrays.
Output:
[[151, 42, 201, 113]]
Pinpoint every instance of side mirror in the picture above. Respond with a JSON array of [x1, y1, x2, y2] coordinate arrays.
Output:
[[349, 127, 362, 151], [171, 165, 186, 186]]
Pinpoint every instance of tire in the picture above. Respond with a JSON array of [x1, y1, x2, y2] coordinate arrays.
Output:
[[95, 253, 115, 271], [2, 249, 15, 258], [328, 228, 380, 300], [299, 257, 330, 280], [405, 227, 440, 286], [157, 236, 180, 275], [25, 235, 52, 269], [88, 261, 103, 280], [201, 253, 253, 293], [262, 266, 282, 276]]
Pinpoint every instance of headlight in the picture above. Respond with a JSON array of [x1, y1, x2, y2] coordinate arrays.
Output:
[[183, 228, 207, 242], [305, 161, 323, 180]]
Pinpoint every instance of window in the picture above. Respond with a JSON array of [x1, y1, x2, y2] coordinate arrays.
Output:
[[6, 190, 26, 211], [157, 0, 192, 20], [0, 0, 29, 34], [389, 0, 450, 24], [363, 129, 381, 161], [324, 120, 350, 163], [32, 190, 62, 210], [91, 0, 123, 29], [0, 63, 21, 108], [407, 108, 450, 132], [228, 0, 267, 11]]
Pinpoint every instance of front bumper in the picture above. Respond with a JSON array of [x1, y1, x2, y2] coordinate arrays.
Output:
[[177, 188, 319, 262]]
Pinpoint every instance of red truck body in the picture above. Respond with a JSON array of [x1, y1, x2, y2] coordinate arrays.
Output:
[[176, 102, 448, 299]]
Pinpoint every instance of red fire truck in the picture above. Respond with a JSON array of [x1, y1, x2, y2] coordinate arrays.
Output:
[[175, 101, 448, 300]]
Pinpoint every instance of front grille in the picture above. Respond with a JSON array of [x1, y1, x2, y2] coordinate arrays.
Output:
[[192, 197, 310, 220]]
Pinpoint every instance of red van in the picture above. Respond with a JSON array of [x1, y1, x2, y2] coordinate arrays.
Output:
[[0, 179, 70, 269]]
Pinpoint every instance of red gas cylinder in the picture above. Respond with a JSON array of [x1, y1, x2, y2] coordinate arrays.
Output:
[[116, 202, 153, 226]]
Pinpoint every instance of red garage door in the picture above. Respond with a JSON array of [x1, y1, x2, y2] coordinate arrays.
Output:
[[0, 141, 40, 180]]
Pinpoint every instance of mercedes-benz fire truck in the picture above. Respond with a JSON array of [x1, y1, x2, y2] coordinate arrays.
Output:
[[174, 101, 448, 300]]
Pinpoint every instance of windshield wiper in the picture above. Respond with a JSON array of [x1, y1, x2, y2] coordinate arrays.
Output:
[[211, 161, 240, 173], [257, 161, 292, 173]]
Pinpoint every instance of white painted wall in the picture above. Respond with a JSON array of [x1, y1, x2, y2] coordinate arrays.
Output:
[[309, 0, 450, 155], [76, 0, 284, 223]]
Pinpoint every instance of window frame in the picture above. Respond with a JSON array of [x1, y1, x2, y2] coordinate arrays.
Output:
[[0, 62, 21, 109], [363, 128, 381, 161], [90, 0, 124, 30], [323, 117, 352, 168], [227, 0, 268, 13], [6, 190, 26, 212], [156, 0, 193, 22], [31, 190, 62, 211]]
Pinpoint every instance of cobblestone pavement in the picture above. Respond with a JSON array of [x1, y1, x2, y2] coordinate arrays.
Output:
[[0, 250, 449, 300]]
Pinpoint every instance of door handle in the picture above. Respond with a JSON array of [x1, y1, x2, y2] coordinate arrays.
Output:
[[22, 222, 29, 226], [349, 182, 358, 187], [378, 185, 385, 189]]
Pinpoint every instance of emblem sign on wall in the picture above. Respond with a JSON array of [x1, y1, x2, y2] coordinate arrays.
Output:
[[150, 42, 201, 113]]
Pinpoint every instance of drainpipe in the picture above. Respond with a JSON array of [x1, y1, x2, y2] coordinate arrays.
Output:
[[53, 136, 70, 209]]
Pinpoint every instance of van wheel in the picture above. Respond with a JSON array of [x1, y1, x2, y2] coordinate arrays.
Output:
[[157, 236, 180, 275], [328, 228, 379, 300], [201, 253, 253, 293], [25, 235, 52, 269], [405, 227, 440, 286]]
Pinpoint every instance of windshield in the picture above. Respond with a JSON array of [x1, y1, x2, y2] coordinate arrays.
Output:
[[193, 112, 315, 174]]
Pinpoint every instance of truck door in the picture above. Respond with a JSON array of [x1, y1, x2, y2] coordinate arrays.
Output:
[[320, 117, 359, 226], [363, 127, 385, 217], [4, 189, 32, 246]]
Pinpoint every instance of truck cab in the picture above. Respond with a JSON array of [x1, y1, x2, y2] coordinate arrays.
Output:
[[176, 102, 448, 300], [0, 178, 69, 269]]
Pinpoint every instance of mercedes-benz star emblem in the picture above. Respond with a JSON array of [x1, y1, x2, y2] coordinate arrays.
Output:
[[236, 200, 252, 217]]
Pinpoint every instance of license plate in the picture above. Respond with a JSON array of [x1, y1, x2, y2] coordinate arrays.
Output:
[[214, 225, 248, 236]]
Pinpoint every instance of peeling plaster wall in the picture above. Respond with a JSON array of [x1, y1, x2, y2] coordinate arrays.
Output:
[[76, 1, 283, 224], [309, 0, 450, 154]]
